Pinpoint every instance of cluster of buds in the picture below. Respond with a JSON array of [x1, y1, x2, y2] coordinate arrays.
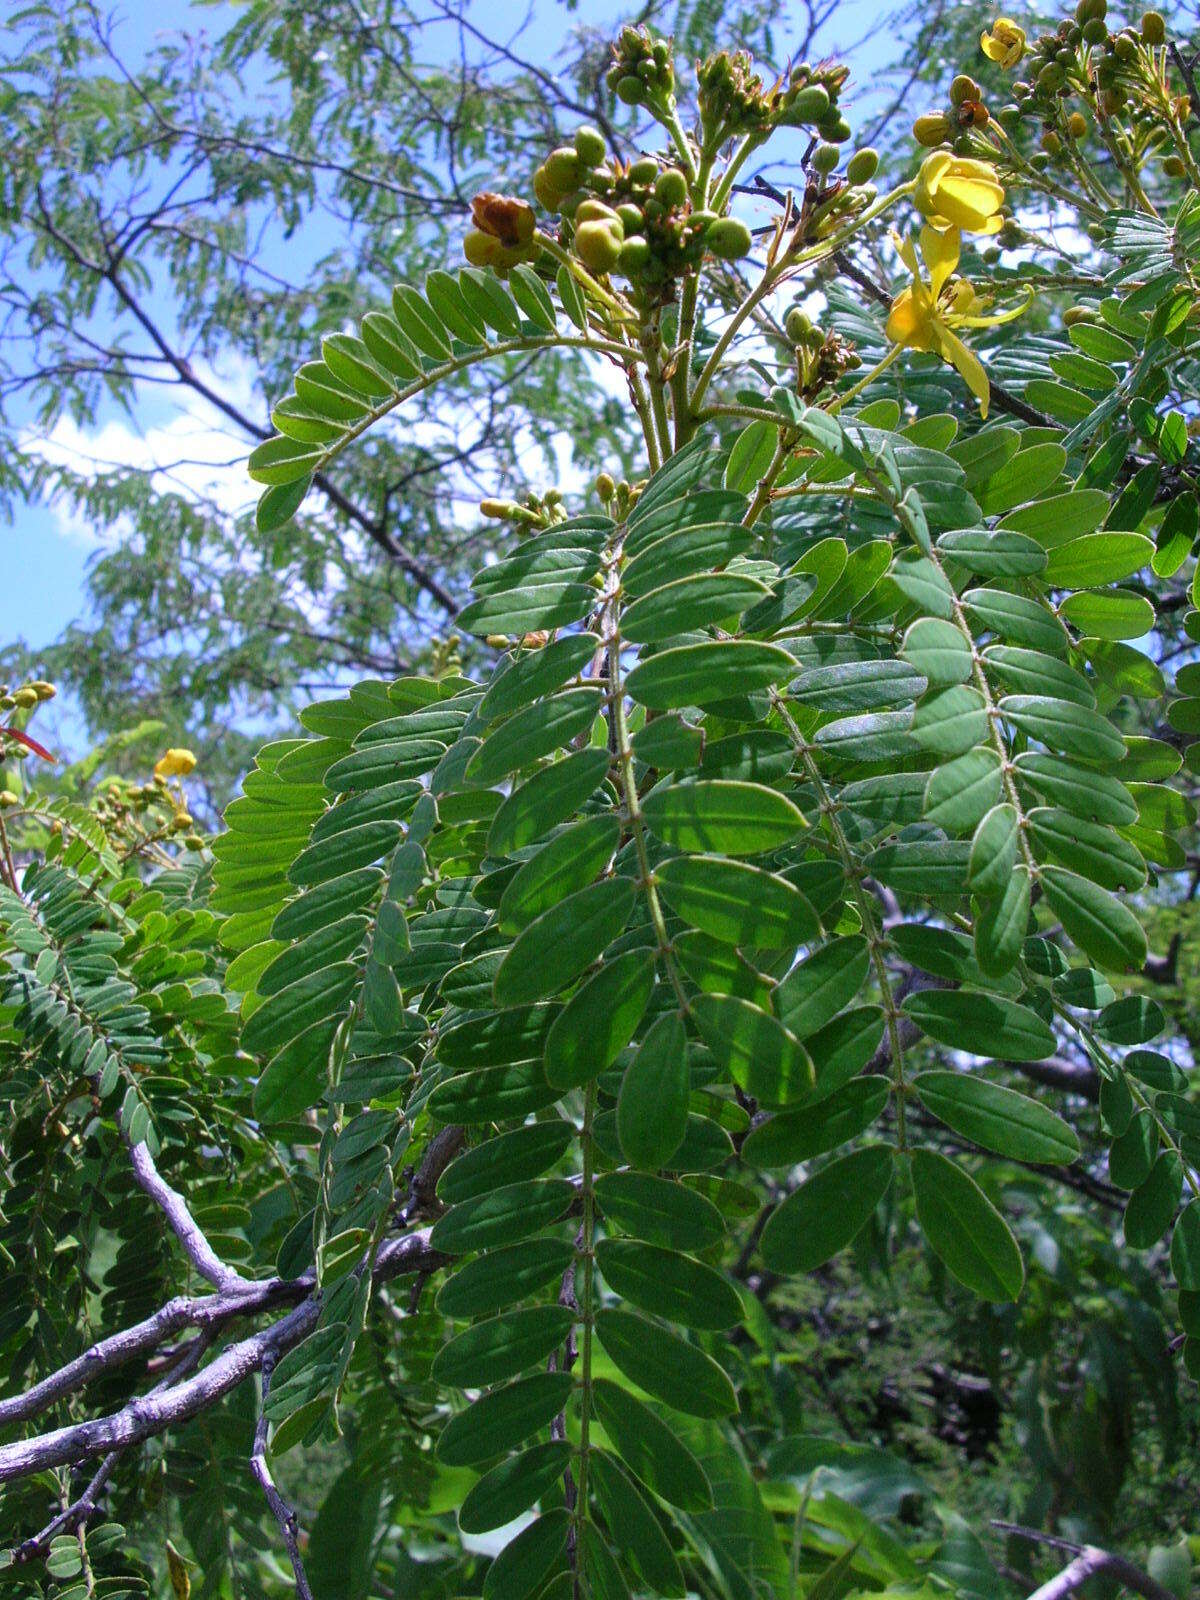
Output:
[[536, 134, 754, 294], [463, 192, 538, 274], [479, 488, 568, 529], [696, 51, 850, 145], [784, 308, 862, 399], [914, 74, 991, 152], [605, 26, 675, 110], [0, 678, 56, 714], [786, 146, 882, 250], [593, 471, 647, 521]]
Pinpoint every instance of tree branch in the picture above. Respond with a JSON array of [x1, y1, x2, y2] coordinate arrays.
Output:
[[251, 1352, 315, 1600], [125, 1136, 254, 1293]]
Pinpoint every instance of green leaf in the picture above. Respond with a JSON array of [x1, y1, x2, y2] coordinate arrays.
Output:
[[242, 963, 357, 1056], [1043, 532, 1153, 587], [483, 1511, 570, 1600], [595, 1171, 725, 1251], [429, 1179, 573, 1254], [590, 1451, 686, 1597], [545, 952, 655, 1089], [924, 747, 1003, 833], [622, 573, 770, 643], [741, 1079, 889, 1168], [967, 803, 1019, 897], [1123, 1154, 1183, 1251], [617, 1012, 690, 1170], [479, 633, 599, 723], [910, 1149, 1024, 1301], [596, 1238, 743, 1329], [436, 1238, 575, 1319], [759, 1147, 894, 1272], [936, 528, 1046, 576], [975, 866, 1031, 978], [1040, 865, 1148, 971], [625, 641, 796, 709], [914, 1072, 1079, 1162], [690, 994, 815, 1106], [1172, 1203, 1200, 1290], [494, 877, 635, 1004], [656, 856, 818, 948], [437, 1005, 559, 1069], [498, 815, 621, 931], [467, 687, 603, 785], [1000, 695, 1127, 766], [642, 781, 806, 855], [591, 1379, 713, 1511], [489, 750, 612, 856], [436, 1373, 575, 1466], [458, 1441, 572, 1534], [595, 1307, 737, 1418], [773, 937, 870, 1038], [901, 990, 1055, 1061], [439, 1121, 573, 1204], [901, 618, 973, 686], [431, 1306, 575, 1388]]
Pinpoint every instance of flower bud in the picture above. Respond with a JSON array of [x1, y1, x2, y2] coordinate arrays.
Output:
[[654, 168, 688, 208], [785, 307, 812, 342], [950, 73, 981, 105], [617, 236, 652, 274], [615, 75, 643, 104], [817, 112, 851, 142], [1066, 110, 1088, 136], [616, 203, 645, 232], [628, 156, 659, 185], [786, 84, 831, 123], [13, 687, 38, 709], [1082, 17, 1108, 42], [1141, 10, 1165, 43], [30, 681, 56, 700], [574, 125, 607, 166], [0, 790, 18, 808], [1042, 128, 1062, 153], [705, 217, 753, 260], [812, 142, 840, 174], [913, 111, 951, 146], [845, 146, 879, 184], [574, 219, 624, 273], [1163, 154, 1186, 177], [594, 472, 616, 502]]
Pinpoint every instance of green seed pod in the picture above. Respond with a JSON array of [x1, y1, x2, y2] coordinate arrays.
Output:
[[615, 74, 643, 104], [705, 216, 753, 260], [654, 167, 688, 208], [574, 125, 607, 166], [628, 155, 659, 185], [617, 235, 652, 274], [845, 146, 879, 184], [616, 202, 645, 232], [574, 220, 623, 273], [787, 83, 831, 123], [1141, 9, 1165, 42], [812, 142, 839, 174]]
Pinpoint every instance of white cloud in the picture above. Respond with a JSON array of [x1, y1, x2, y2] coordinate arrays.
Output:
[[21, 353, 262, 549]]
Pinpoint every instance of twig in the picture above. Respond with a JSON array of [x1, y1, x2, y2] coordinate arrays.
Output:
[[125, 1136, 254, 1293], [251, 1353, 314, 1600], [1026, 1548, 1178, 1600]]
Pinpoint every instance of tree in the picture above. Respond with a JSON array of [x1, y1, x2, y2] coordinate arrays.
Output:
[[2, 2, 1200, 1598]]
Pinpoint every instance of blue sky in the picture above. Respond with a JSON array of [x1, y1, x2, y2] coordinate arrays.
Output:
[[7, 0, 900, 661]]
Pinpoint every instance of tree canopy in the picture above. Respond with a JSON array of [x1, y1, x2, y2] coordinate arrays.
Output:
[[2, 1, 1200, 1598]]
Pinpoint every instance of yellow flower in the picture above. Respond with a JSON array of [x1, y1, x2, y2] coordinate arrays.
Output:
[[915, 152, 1006, 234], [885, 226, 1031, 418], [154, 748, 197, 779], [981, 18, 1026, 68]]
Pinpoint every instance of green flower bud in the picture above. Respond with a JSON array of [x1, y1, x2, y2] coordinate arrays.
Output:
[[845, 146, 879, 184], [30, 681, 56, 700], [615, 75, 643, 104], [817, 112, 852, 142], [949, 74, 981, 106], [812, 142, 839, 174], [1113, 31, 1138, 58], [545, 146, 583, 190], [1082, 17, 1108, 42], [594, 471, 616, 501], [628, 156, 659, 185], [1141, 10, 1165, 43], [654, 168, 688, 208], [616, 202, 644, 232], [575, 198, 622, 226], [786, 83, 831, 123], [705, 217, 753, 260], [913, 111, 951, 146], [575, 219, 624, 273], [574, 125, 607, 166], [13, 688, 37, 709], [617, 236, 652, 274], [785, 306, 812, 342]]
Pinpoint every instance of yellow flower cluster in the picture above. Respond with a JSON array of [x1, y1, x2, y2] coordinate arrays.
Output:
[[154, 748, 197, 779], [886, 157, 1028, 417]]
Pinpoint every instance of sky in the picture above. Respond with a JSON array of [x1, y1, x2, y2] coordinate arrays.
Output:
[[7, 0, 901, 663]]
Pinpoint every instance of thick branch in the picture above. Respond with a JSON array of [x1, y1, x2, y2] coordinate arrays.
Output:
[[1025, 1547, 1178, 1600], [0, 1229, 443, 1485]]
